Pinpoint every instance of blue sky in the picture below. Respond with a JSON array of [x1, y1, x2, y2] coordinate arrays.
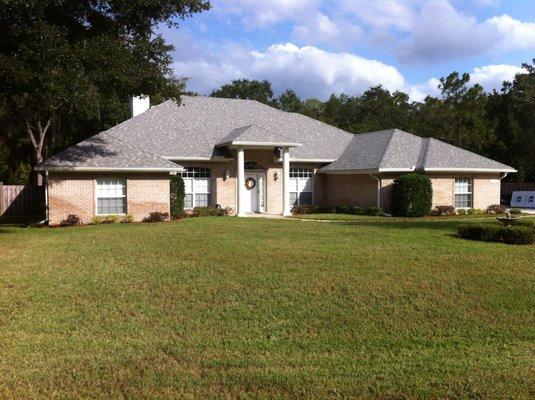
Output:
[[162, 0, 535, 101]]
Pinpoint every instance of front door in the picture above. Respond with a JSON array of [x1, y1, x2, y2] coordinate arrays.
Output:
[[244, 173, 259, 213]]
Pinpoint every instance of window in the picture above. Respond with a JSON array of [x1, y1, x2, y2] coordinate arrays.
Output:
[[180, 167, 211, 208], [290, 168, 313, 206], [454, 178, 472, 208], [529, 196, 534, 204], [96, 179, 126, 215]]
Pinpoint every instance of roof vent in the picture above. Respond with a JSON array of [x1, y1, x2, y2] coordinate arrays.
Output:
[[131, 95, 150, 117]]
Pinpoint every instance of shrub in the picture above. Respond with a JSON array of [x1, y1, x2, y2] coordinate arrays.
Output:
[[90, 215, 120, 225], [510, 208, 522, 215], [190, 207, 230, 217], [390, 173, 433, 217], [511, 219, 535, 228], [291, 205, 316, 214], [170, 174, 185, 217], [431, 206, 456, 216], [60, 214, 81, 226], [501, 226, 535, 245], [485, 204, 507, 214], [143, 212, 170, 222], [458, 224, 502, 242], [458, 223, 535, 245], [364, 207, 382, 216], [457, 209, 467, 215], [121, 214, 134, 223], [467, 208, 483, 215]]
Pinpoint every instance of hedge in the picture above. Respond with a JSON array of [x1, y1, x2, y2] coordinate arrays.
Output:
[[458, 223, 535, 245], [292, 205, 383, 216], [390, 173, 433, 217]]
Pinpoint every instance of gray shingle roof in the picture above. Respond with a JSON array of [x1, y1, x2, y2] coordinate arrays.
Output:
[[322, 129, 515, 173], [35, 133, 182, 172], [37, 96, 515, 173], [216, 125, 301, 147]]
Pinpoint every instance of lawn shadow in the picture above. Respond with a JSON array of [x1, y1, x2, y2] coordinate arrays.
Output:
[[328, 219, 484, 232]]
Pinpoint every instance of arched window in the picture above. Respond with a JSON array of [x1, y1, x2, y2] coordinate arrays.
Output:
[[244, 161, 265, 170]]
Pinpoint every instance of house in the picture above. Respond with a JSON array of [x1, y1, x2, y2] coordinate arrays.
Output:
[[36, 96, 516, 224]]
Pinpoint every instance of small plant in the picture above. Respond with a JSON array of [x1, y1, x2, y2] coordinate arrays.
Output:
[[509, 208, 522, 215], [60, 214, 82, 226], [143, 212, 170, 222], [391, 173, 433, 217], [190, 207, 230, 217], [485, 204, 507, 214], [363, 207, 382, 216], [467, 208, 483, 215], [121, 214, 134, 223], [431, 206, 457, 216], [91, 215, 120, 225], [456, 209, 467, 215]]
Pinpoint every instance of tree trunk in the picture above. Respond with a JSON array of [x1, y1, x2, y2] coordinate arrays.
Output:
[[26, 118, 52, 186]]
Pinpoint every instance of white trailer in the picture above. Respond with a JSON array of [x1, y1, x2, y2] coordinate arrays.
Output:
[[510, 191, 535, 208]]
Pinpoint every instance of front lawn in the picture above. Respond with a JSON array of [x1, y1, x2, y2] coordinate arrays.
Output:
[[0, 218, 534, 398]]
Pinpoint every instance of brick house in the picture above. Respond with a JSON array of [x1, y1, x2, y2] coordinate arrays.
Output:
[[36, 96, 516, 224]]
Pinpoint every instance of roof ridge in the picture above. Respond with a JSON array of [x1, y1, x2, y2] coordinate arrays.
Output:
[[419, 137, 431, 169], [377, 130, 397, 168]]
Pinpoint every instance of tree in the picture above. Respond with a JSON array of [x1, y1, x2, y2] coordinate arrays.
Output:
[[276, 90, 303, 112], [0, 0, 210, 183], [210, 79, 275, 105]]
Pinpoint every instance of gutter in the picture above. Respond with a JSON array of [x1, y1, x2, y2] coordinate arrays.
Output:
[[34, 166, 184, 173], [44, 170, 49, 223]]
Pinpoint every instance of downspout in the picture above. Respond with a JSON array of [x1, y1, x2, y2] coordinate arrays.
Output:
[[369, 173, 381, 209], [44, 170, 49, 224]]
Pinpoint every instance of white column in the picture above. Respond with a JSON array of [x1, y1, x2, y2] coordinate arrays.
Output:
[[282, 147, 291, 216], [237, 147, 246, 217]]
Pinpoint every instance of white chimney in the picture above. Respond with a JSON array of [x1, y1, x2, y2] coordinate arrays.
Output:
[[132, 95, 150, 117]]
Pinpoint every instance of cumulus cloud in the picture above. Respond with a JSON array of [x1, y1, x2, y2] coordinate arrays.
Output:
[[291, 13, 363, 48], [400, 0, 535, 62], [211, 0, 318, 28], [172, 38, 407, 99], [470, 64, 523, 90]]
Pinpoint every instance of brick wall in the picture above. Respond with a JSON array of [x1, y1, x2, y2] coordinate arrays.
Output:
[[324, 174, 377, 207], [379, 173, 502, 211], [48, 172, 170, 225]]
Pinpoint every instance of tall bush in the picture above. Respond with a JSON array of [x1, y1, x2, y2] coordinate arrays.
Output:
[[391, 173, 433, 217], [170, 174, 185, 217]]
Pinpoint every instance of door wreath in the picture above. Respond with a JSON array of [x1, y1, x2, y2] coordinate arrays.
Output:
[[245, 177, 256, 190]]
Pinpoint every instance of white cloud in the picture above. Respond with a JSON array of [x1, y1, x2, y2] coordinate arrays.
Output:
[[400, 0, 535, 62], [471, 64, 523, 90], [212, 0, 318, 28], [339, 0, 419, 32], [172, 38, 407, 99], [291, 13, 363, 47]]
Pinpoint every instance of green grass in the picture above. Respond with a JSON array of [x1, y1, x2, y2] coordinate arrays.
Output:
[[0, 217, 534, 399], [291, 213, 512, 222]]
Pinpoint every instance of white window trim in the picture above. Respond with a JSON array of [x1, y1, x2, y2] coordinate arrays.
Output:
[[453, 177, 473, 209], [95, 178, 127, 216], [289, 168, 314, 207], [181, 168, 212, 209]]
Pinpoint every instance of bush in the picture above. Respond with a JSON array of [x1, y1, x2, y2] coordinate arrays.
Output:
[[458, 223, 535, 245], [485, 204, 507, 214], [458, 224, 502, 242], [190, 207, 230, 217], [91, 215, 120, 225], [170, 174, 185, 217], [143, 212, 169, 222], [511, 219, 535, 228], [390, 173, 433, 217], [467, 208, 483, 215], [431, 206, 456, 216], [510, 208, 522, 214], [121, 214, 134, 223], [60, 214, 81, 226], [457, 209, 467, 215], [291, 206, 382, 216], [501, 226, 535, 245]]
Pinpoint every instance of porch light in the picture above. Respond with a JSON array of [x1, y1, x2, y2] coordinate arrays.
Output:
[[224, 169, 230, 181], [273, 171, 279, 181]]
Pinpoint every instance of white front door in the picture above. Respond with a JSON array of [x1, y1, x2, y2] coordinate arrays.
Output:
[[243, 173, 259, 213]]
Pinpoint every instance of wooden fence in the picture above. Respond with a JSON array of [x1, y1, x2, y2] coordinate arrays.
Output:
[[0, 183, 45, 216]]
